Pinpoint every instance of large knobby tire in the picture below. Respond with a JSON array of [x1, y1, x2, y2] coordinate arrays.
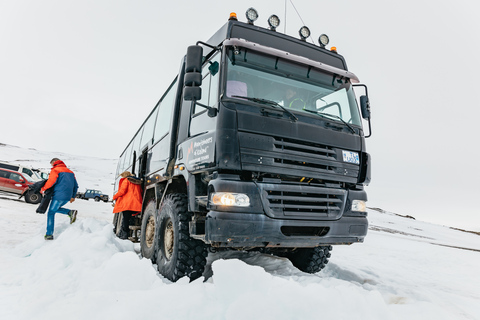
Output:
[[287, 246, 332, 274], [156, 193, 207, 282], [25, 191, 42, 204], [140, 200, 157, 261]]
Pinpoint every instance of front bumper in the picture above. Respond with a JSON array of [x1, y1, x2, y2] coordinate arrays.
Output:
[[205, 211, 367, 248], [204, 178, 368, 248]]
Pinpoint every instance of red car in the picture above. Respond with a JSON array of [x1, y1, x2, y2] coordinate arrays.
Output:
[[0, 168, 42, 204]]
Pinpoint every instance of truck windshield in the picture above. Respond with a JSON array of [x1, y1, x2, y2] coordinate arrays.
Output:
[[224, 47, 362, 126]]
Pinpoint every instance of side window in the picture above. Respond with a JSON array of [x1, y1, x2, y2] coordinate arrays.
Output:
[[123, 141, 134, 171], [140, 107, 158, 149], [132, 131, 142, 159], [117, 152, 126, 176], [0, 170, 8, 178], [10, 173, 22, 182], [190, 53, 220, 137], [22, 168, 33, 176], [154, 80, 177, 141]]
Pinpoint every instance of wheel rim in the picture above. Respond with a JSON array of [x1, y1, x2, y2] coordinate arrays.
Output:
[[145, 216, 155, 248], [30, 194, 39, 202], [163, 218, 174, 260]]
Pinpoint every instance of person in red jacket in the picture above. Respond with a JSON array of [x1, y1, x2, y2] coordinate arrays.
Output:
[[41, 158, 79, 240], [113, 171, 143, 239]]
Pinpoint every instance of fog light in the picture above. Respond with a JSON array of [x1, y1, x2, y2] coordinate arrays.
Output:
[[319, 34, 329, 47], [268, 14, 280, 31], [299, 26, 310, 41], [246, 8, 258, 24], [351, 200, 367, 212], [211, 192, 250, 207]]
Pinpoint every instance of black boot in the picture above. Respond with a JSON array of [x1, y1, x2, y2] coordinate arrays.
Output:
[[119, 229, 128, 240]]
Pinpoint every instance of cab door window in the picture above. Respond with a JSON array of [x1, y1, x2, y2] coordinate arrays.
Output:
[[189, 53, 220, 137]]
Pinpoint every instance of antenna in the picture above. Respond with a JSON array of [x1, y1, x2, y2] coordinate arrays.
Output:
[[289, 0, 315, 45], [284, 0, 287, 33]]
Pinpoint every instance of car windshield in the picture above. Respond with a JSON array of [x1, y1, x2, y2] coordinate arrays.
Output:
[[23, 174, 35, 183], [224, 47, 362, 126]]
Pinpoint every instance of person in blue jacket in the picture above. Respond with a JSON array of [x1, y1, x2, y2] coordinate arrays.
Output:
[[41, 158, 79, 240]]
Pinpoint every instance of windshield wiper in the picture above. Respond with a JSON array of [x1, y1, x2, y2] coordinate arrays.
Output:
[[302, 109, 356, 134], [232, 95, 298, 122]]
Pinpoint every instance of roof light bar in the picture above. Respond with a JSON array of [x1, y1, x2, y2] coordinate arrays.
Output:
[[299, 26, 310, 41], [319, 34, 329, 48], [268, 14, 280, 31], [245, 8, 258, 24]]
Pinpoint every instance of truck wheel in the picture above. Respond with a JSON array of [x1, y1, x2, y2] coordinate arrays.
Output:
[[25, 191, 42, 204], [94, 196, 100, 202], [287, 246, 332, 274], [140, 200, 157, 261], [156, 193, 207, 282]]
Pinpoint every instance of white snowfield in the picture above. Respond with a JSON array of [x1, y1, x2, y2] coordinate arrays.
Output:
[[0, 144, 479, 320]]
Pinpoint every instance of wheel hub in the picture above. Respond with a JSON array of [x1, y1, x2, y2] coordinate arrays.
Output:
[[145, 216, 155, 248], [164, 219, 174, 260]]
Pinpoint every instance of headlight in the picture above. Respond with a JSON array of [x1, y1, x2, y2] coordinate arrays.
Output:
[[211, 192, 250, 207], [351, 200, 367, 212]]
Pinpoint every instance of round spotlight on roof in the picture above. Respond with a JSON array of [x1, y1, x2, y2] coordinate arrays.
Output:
[[246, 8, 259, 24], [268, 14, 280, 31], [299, 26, 311, 41], [319, 34, 330, 47]]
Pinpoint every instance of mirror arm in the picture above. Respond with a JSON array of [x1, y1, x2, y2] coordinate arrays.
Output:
[[193, 100, 218, 117], [365, 118, 372, 138], [353, 84, 372, 138], [195, 41, 220, 51]]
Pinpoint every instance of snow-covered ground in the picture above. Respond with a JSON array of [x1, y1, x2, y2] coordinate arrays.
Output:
[[1, 144, 479, 320]]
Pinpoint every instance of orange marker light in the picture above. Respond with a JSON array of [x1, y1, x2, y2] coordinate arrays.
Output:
[[229, 12, 238, 21], [330, 46, 337, 52]]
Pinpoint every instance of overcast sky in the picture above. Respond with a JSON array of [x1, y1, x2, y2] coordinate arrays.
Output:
[[1, 0, 479, 231]]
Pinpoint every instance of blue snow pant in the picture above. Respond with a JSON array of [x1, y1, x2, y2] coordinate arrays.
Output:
[[46, 199, 70, 236]]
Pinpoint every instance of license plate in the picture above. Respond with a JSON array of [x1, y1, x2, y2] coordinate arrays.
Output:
[[342, 150, 359, 165]]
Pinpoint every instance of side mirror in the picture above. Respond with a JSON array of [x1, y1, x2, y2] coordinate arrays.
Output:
[[207, 107, 218, 117], [184, 87, 202, 101], [360, 95, 370, 119], [184, 45, 203, 101], [185, 46, 203, 73]]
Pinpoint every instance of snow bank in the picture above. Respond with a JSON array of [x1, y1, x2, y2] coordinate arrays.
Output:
[[1, 200, 479, 320], [1, 144, 479, 320]]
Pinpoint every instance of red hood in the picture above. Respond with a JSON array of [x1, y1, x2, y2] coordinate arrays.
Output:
[[52, 160, 66, 168]]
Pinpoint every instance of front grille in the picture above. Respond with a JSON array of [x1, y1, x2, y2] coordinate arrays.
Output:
[[273, 137, 335, 159], [239, 132, 359, 184], [258, 183, 346, 220]]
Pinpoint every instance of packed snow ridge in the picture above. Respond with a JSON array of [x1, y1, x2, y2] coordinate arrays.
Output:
[[1, 143, 479, 320]]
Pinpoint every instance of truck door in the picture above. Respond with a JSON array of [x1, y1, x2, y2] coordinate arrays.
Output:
[[139, 148, 148, 183], [189, 53, 220, 137]]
